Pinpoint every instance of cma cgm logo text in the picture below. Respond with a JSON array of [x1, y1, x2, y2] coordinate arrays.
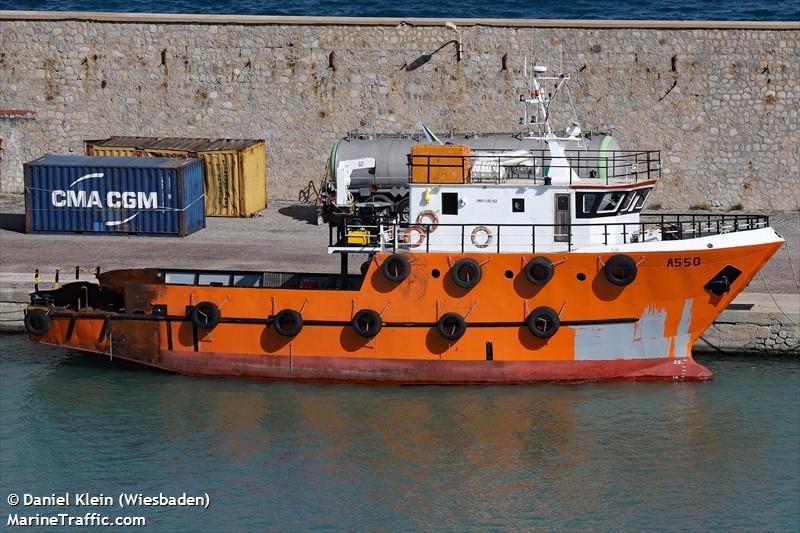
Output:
[[49, 172, 160, 227], [51, 173, 157, 209], [51, 189, 158, 209]]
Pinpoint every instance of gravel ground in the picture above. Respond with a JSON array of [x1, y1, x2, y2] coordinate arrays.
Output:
[[0, 194, 797, 294]]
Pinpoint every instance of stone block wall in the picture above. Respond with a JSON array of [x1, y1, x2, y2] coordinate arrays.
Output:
[[0, 13, 798, 208]]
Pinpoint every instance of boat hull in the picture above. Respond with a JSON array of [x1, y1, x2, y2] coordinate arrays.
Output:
[[28, 230, 783, 384], [47, 344, 713, 384]]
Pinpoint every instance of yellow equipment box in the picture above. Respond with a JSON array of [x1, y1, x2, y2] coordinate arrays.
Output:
[[411, 144, 472, 184], [347, 229, 372, 245]]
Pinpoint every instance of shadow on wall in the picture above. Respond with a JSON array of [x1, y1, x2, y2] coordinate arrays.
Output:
[[401, 39, 459, 72], [0, 213, 25, 232]]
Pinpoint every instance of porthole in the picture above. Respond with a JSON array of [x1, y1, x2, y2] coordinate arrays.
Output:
[[432, 269, 441, 278], [576, 272, 586, 281], [504, 270, 514, 279]]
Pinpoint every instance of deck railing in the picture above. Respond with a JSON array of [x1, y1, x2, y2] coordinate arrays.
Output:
[[330, 213, 770, 253], [408, 149, 661, 185]]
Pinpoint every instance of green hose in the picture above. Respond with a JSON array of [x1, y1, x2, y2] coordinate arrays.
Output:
[[329, 140, 340, 184], [598, 135, 614, 181]]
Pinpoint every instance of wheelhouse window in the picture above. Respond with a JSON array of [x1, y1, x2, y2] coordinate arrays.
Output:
[[582, 193, 597, 214], [575, 187, 653, 218], [596, 192, 626, 214]]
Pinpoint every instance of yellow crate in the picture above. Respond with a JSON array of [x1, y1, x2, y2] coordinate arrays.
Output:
[[411, 144, 472, 184], [347, 229, 371, 245]]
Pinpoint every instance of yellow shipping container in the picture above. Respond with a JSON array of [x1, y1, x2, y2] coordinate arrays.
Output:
[[410, 144, 472, 184], [85, 137, 267, 217], [85, 137, 158, 157]]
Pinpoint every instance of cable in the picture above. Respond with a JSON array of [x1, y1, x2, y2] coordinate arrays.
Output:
[[698, 334, 733, 354], [760, 271, 800, 327], [783, 239, 800, 293]]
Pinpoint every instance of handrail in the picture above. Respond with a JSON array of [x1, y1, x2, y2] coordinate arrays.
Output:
[[331, 213, 770, 253], [407, 149, 661, 185]]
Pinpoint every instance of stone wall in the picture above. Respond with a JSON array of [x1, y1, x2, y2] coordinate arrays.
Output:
[[1, 13, 798, 208]]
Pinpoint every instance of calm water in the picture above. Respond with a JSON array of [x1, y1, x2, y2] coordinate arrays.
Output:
[[1, 0, 798, 21], [1, 334, 799, 531]]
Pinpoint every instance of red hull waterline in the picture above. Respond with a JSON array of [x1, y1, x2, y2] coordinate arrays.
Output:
[[53, 344, 714, 384]]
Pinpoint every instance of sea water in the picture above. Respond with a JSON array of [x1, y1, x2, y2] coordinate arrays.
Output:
[[1, 334, 798, 531], [1, 0, 798, 21]]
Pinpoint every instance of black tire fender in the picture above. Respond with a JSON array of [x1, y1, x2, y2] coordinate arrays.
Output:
[[436, 312, 467, 341], [24, 309, 51, 337], [273, 309, 303, 337], [451, 258, 482, 289], [524, 257, 554, 286], [381, 254, 411, 283], [604, 254, 638, 286], [526, 306, 560, 339], [190, 301, 221, 330], [351, 309, 383, 338]]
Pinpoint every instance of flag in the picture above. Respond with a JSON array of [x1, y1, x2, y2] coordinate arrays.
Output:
[[420, 122, 443, 145]]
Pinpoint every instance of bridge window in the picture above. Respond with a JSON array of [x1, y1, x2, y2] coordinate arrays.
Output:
[[575, 187, 653, 218], [582, 193, 597, 214], [597, 192, 626, 214]]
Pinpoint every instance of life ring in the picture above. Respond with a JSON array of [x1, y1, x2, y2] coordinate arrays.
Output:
[[381, 254, 411, 283], [450, 258, 482, 289], [526, 306, 560, 339], [416, 210, 440, 232], [24, 309, 51, 337], [524, 257, 554, 286], [190, 301, 221, 330], [436, 312, 466, 341], [403, 226, 426, 248], [470, 225, 494, 249], [351, 309, 382, 338], [604, 254, 638, 286], [273, 309, 303, 337]]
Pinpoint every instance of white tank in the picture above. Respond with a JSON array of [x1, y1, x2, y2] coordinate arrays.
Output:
[[330, 132, 623, 195]]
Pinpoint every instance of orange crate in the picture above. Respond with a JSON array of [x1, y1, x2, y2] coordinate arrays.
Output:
[[410, 145, 472, 184]]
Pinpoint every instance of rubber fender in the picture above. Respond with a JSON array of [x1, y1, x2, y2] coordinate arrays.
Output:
[[24, 309, 51, 337], [274, 309, 303, 337], [351, 309, 383, 338], [526, 306, 560, 339], [436, 312, 467, 341], [451, 258, 482, 289], [604, 254, 638, 286], [190, 301, 221, 330], [381, 254, 411, 283], [524, 257, 554, 286]]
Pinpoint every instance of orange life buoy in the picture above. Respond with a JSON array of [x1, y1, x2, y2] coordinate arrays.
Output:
[[403, 225, 427, 248], [416, 210, 440, 232], [470, 225, 494, 249]]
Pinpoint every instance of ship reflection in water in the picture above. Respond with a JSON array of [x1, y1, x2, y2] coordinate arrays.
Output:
[[2, 336, 798, 531]]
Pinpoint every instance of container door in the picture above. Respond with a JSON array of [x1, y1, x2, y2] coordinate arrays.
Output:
[[554, 193, 570, 243]]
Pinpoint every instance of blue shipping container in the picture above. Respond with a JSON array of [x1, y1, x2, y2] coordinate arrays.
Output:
[[25, 155, 205, 236]]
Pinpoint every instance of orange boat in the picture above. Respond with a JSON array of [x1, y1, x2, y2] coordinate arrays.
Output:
[[23, 67, 783, 384]]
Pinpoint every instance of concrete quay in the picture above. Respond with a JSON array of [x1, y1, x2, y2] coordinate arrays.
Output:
[[1, 194, 797, 353]]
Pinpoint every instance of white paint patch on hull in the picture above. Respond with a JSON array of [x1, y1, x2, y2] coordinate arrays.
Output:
[[573, 298, 694, 360]]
